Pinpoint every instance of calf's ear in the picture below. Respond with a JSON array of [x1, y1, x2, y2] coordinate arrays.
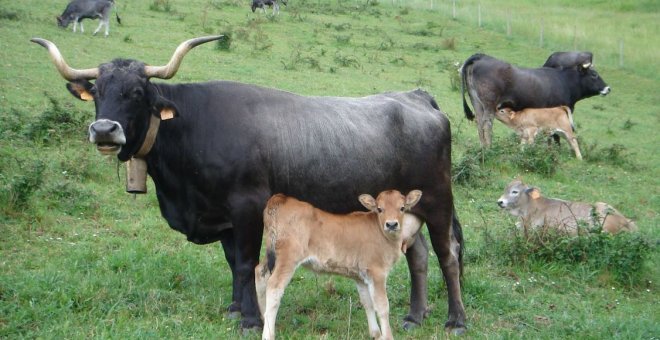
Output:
[[66, 81, 94, 101], [405, 190, 423, 210], [525, 187, 541, 200], [358, 194, 377, 211]]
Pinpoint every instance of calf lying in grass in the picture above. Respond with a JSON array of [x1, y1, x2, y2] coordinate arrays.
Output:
[[496, 105, 583, 160], [497, 179, 637, 235], [255, 190, 423, 340]]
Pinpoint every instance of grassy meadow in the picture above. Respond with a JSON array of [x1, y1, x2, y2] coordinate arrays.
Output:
[[1, 0, 658, 338]]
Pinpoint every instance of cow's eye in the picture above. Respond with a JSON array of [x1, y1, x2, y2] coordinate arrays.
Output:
[[511, 190, 519, 195], [400, 206, 405, 212], [131, 88, 144, 100], [377, 207, 383, 213]]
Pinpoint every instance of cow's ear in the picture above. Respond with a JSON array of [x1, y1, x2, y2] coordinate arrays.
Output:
[[152, 96, 179, 120], [358, 194, 377, 211], [405, 190, 422, 210], [66, 81, 94, 101], [526, 187, 541, 200]]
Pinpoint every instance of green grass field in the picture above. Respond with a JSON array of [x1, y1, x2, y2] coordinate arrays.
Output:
[[1, 0, 658, 338]]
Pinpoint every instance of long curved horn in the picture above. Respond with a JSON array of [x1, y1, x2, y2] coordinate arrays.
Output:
[[144, 35, 223, 79], [30, 38, 99, 81]]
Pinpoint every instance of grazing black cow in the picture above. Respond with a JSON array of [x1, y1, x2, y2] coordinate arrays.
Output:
[[251, 0, 287, 14], [32, 36, 467, 334], [57, 0, 121, 37], [543, 51, 593, 69], [461, 53, 610, 147]]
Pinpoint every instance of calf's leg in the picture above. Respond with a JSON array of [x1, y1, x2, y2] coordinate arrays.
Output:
[[262, 258, 297, 340], [356, 281, 381, 339], [369, 273, 393, 340]]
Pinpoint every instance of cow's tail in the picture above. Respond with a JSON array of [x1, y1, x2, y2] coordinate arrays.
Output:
[[112, 1, 122, 25], [452, 205, 464, 278], [461, 54, 482, 121]]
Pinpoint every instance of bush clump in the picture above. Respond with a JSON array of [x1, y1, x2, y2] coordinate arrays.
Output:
[[484, 228, 655, 285]]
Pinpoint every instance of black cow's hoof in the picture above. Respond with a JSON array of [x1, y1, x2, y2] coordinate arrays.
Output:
[[241, 325, 261, 337], [241, 316, 264, 331], [402, 320, 420, 331], [226, 311, 241, 319], [445, 320, 467, 336], [226, 302, 241, 319], [402, 315, 422, 331]]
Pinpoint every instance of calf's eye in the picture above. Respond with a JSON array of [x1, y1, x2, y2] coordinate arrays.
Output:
[[377, 207, 383, 213]]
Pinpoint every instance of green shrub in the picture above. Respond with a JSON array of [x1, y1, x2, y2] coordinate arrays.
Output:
[[485, 228, 655, 285], [149, 0, 172, 12], [2, 159, 45, 211], [215, 34, 232, 51], [25, 95, 86, 145], [583, 140, 636, 169]]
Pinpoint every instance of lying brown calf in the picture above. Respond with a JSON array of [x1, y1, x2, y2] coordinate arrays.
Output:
[[497, 179, 637, 235], [496, 105, 583, 160], [255, 190, 423, 340]]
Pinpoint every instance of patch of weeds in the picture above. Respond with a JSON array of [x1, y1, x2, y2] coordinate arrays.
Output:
[[390, 56, 407, 66], [441, 37, 457, 50], [583, 141, 636, 169], [149, 0, 173, 12], [622, 119, 636, 130], [215, 34, 232, 51], [448, 67, 461, 92], [334, 34, 352, 45], [0, 107, 28, 141], [1, 158, 46, 211], [453, 135, 559, 186], [282, 50, 321, 71], [249, 29, 273, 52], [510, 138, 559, 176], [233, 27, 250, 41], [334, 23, 352, 31], [407, 28, 433, 37], [399, 7, 410, 15], [123, 35, 133, 43], [452, 148, 491, 186], [485, 228, 654, 285], [592, 104, 606, 111], [333, 52, 360, 68], [0, 8, 19, 21], [45, 181, 98, 216], [378, 36, 395, 51], [411, 42, 437, 51], [25, 95, 86, 145]]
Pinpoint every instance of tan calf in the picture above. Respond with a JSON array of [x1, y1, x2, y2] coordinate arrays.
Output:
[[496, 105, 583, 160], [497, 179, 637, 236], [255, 190, 423, 340]]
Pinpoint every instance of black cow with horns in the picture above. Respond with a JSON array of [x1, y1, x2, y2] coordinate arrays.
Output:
[[31, 36, 467, 334], [461, 53, 610, 147]]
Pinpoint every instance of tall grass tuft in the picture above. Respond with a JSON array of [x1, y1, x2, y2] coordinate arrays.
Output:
[[483, 228, 655, 285], [25, 95, 86, 145], [2, 159, 46, 211], [582, 140, 636, 169]]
